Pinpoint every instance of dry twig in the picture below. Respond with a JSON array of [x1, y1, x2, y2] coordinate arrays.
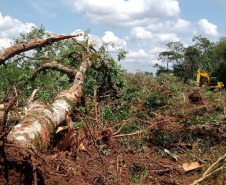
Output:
[[190, 153, 226, 185], [113, 119, 171, 138]]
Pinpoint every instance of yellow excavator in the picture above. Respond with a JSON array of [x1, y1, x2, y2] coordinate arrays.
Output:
[[197, 68, 223, 91]]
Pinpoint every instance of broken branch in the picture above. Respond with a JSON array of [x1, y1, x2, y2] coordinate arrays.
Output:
[[190, 153, 226, 185], [28, 61, 77, 81], [0, 94, 18, 131], [113, 123, 157, 138], [0, 32, 82, 65]]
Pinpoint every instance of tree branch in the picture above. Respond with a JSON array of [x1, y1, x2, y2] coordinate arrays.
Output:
[[28, 61, 77, 81], [28, 88, 40, 103], [90, 46, 119, 96], [190, 153, 226, 185], [113, 118, 133, 136], [0, 92, 18, 131], [0, 32, 82, 65], [18, 60, 78, 89], [113, 123, 157, 138]]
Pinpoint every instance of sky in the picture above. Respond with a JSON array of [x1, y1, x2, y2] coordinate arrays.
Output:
[[0, 0, 226, 74]]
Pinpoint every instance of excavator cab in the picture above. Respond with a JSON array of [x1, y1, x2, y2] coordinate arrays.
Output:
[[209, 77, 218, 86]]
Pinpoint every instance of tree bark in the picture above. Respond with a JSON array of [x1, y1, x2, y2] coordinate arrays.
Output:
[[7, 51, 92, 148]]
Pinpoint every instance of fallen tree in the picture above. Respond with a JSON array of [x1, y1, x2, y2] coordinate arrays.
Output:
[[0, 29, 114, 149], [7, 50, 92, 147], [0, 28, 125, 184]]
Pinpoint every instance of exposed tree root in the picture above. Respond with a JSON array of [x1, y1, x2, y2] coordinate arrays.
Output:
[[57, 113, 77, 151]]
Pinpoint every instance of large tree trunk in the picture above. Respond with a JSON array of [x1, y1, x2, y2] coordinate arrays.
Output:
[[7, 52, 92, 148], [0, 31, 95, 149]]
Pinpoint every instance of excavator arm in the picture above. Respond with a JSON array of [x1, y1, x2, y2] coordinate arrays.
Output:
[[197, 68, 210, 86]]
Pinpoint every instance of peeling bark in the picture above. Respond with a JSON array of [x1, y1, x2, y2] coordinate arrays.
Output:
[[7, 51, 92, 148]]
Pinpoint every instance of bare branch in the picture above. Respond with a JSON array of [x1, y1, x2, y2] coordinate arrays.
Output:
[[0, 32, 82, 65], [28, 61, 77, 81], [90, 46, 119, 96], [13, 84, 19, 108], [113, 119, 171, 138], [28, 88, 40, 103], [113, 118, 133, 136], [190, 153, 226, 185], [113, 123, 157, 138], [17, 60, 78, 90]]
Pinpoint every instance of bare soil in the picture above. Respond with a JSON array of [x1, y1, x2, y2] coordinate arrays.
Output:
[[0, 91, 225, 185], [0, 128, 198, 185]]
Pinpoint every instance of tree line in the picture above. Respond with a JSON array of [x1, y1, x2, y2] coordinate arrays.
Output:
[[156, 35, 226, 85]]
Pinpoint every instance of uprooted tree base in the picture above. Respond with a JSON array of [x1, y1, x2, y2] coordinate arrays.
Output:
[[1, 102, 225, 185], [0, 89, 226, 185], [0, 129, 197, 185]]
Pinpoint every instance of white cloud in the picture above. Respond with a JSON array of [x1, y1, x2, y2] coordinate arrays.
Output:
[[127, 49, 149, 59], [0, 13, 35, 48], [146, 19, 191, 33], [102, 31, 125, 45], [125, 47, 166, 65], [130, 18, 218, 45], [128, 27, 153, 40], [173, 19, 191, 32], [120, 48, 166, 73], [72, 0, 180, 28], [127, 26, 179, 46], [195, 19, 219, 37], [0, 38, 13, 49], [145, 18, 219, 39], [73, 31, 127, 55], [126, 49, 151, 65], [157, 33, 179, 42], [70, 17, 219, 74], [149, 47, 165, 58], [101, 31, 127, 51]]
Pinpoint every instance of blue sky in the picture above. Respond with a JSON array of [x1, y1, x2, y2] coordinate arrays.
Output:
[[0, 0, 226, 73]]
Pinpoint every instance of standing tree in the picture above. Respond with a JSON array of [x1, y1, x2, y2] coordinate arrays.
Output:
[[213, 39, 226, 85], [166, 41, 184, 66], [158, 51, 175, 70], [157, 42, 184, 76]]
